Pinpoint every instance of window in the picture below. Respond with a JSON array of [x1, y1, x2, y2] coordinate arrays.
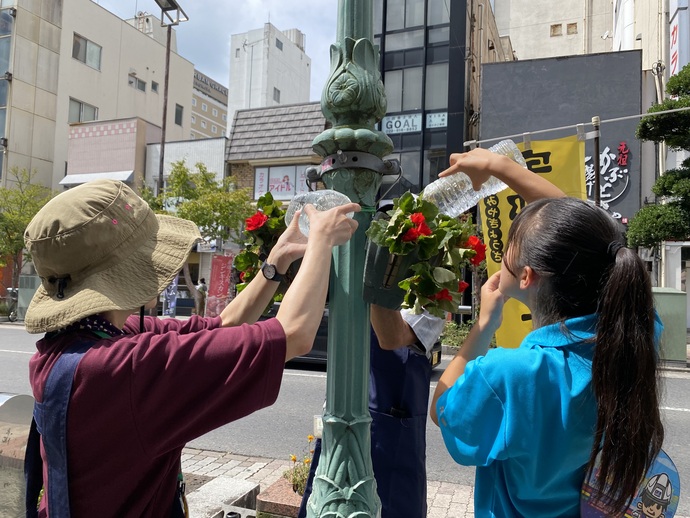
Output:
[[386, 0, 424, 30], [567, 23, 578, 35], [235, 48, 240, 58], [427, 0, 450, 25], [425, 63, 448, 110], [72, 33, 102, 70], [192, 98, 197, 107], [550, 24, 563, 37], [212, 125, 217, 134], [385, 29, 424, 52], [128, 74, 146, 92], [212, 108, 218, 117], [254, 165, 311, 200], [201, 102, 207, 112], [151, 81, 159, 93], [273, 87, 281, 103], [191, 115, 196, 124], [384, 67, 422, 112], [174, 104, 183, 126], [68, 98, 98, 123], [276, 38, 283, 51], [222, 114, 227, 122], [201, 120, 206, 129]]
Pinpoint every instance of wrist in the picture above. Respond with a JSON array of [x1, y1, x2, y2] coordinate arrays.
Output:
[[265, 247, 291, 275]]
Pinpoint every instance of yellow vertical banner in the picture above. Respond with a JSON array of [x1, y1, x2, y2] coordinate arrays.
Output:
[[479, 135, 586, 348]]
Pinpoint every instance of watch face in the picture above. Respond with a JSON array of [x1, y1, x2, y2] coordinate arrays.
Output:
[[263, 263, 276, 279]]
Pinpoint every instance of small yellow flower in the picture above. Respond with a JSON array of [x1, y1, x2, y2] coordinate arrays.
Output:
[[307, 434, 315, 442], [290, 454, 297, 463], [304, 458, 311, 465]]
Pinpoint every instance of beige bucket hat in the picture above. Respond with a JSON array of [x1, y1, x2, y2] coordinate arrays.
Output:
[[24, 180, 201, 334]]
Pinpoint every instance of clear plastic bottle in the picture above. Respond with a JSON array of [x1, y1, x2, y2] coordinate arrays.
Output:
[[284, 189, 354, 237], [421, 139, 527, 218]]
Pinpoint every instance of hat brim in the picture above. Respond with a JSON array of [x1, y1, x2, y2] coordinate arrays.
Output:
[[25, 215, 201, 334]]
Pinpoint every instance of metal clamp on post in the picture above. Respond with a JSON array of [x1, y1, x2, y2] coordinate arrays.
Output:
[[305, 151, 401, 190], [322, 150, 401, 176]]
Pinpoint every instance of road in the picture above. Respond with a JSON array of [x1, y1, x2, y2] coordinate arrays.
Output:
[[1, 323, 689, 514]]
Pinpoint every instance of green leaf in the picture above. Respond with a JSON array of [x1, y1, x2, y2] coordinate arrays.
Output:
[[432, 267, 457, 284], [233, 251, 260, 271]]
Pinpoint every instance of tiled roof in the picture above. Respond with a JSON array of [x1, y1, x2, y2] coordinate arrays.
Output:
[[226, 102, 328, 162]]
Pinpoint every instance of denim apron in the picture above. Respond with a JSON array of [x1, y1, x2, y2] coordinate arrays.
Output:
[[24, 336, 187, 518], [298, 329, 432, 518]]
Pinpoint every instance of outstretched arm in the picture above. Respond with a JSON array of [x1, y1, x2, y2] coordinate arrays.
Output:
[[440, 147, 566, 203], [219, 209, 309, 327], [276, 203, 360, 361], [430, 271, 506, 426]]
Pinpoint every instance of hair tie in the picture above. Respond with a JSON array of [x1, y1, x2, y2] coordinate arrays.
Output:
[[607, 241, 624, 260]]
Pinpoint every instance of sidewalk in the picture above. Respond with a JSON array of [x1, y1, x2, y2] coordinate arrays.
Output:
[[181, 446, 476, 518]]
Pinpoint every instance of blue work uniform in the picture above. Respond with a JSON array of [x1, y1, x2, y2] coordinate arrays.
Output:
[[299, 325, 435, 518], [437, 313, 663, 518]]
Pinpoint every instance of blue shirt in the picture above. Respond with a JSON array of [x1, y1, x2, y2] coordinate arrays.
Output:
[[438, 315, 600, 517], [437, 313, 664, 517]]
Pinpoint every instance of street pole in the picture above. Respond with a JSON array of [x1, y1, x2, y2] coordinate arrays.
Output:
[[305, 0, 393, 516], [158, 24, 172, 196], [592, 115, 601, 206]]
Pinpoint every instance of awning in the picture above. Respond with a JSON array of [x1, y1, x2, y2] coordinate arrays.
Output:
[[59, 171, 134, 186]]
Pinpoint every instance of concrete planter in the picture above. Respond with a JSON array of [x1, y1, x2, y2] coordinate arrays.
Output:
[[255, 476, 301, 518]]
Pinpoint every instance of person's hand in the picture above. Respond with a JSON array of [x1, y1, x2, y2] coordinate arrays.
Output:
[[305, 202, 360, 247], [477, 271, 508, 332], [438, 147, 507, 191], [266, 209, 308, 273]]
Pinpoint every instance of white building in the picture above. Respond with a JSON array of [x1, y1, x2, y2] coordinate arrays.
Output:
[[3, 0, 193, 190], [493, 0, 614, 59], [227, 23, 311, 133], [191, 69, 228, 140]]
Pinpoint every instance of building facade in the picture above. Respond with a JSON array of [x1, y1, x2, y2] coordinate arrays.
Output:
[[372, 0, 512, 200], [493, 0, 614, 60], [227, 23, 311, 132], [2, 0, 194, 190], [191, 69, 228, 140]]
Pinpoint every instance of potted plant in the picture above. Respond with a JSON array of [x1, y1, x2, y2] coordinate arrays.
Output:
[[233, 192, 293, 311], [364, 192, 485, 318]]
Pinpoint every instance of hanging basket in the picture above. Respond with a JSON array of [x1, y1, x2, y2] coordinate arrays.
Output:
[[363, 237, 419, 310]]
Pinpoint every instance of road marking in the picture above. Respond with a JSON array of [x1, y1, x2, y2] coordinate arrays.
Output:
[[0, 349, 33, 355], [661, 406, 690, 413], [284, 371, 327, 379]]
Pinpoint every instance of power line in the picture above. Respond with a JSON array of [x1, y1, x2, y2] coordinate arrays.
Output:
[[464, 106, 690, 148]]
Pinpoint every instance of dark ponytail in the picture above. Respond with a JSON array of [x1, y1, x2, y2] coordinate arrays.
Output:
[[589, 245, 663, 512], [507, 198, 664, 512]]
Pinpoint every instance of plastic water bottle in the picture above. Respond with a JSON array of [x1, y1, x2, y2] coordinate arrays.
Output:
[[421, 139, 527, 218], [284, 189, 354, 237]]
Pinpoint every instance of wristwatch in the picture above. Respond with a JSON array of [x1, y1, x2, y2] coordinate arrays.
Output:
[[261, 262, 285, 283]]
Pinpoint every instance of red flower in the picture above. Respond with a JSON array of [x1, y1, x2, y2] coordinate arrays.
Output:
[[429, 288, 453, 302], [410, 212, 426, 226], [402, 227, 421, 242], [239, 271, 246, 282], [464, 235, 486, 265], [408, 213, 432, 237], [417, 221, 432, 236], [245, 212, 268, 232], [458, 281, 470, 293]]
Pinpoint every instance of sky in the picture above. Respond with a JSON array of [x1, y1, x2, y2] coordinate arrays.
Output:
[[92, 0, 339, 101]]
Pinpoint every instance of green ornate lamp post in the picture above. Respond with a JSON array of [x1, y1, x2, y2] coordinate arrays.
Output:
[[304, 1, 395, 516]]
